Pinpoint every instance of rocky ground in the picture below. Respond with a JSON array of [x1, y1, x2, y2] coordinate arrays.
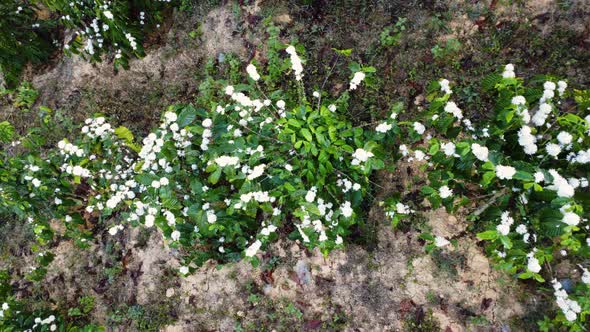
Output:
[[1, 0, 590, 331]]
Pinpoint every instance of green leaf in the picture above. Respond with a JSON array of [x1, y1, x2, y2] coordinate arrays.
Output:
[[114, 126, 134, 142], [288, 119, 302, 128], [499, 235, 512, 249], [476, 230, 498, 241], [513, 170, 533, 182], [208, 168, 222, 185], [332, 48, 352, 56], [421, 186, 435, 195], [482, 161, 495, 170], [177, 105, 197, 127], [481, 171, 495, 186], [301, 128, 313, 142], [284, 182, 296, 192], [0, 121, 15, 143]]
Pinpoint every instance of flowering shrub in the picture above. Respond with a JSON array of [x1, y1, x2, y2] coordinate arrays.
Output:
[[0, 40, 390, 284], [0, 270, 103, 331], [397, 66, 590, 329], [45, 0, 174, 69], [0, 1, 52, 86], [0, 0, 175, 86]]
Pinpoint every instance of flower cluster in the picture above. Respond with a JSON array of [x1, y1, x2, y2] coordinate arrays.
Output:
[[0, 42, 384, 273], [552, 279, 581, 322]]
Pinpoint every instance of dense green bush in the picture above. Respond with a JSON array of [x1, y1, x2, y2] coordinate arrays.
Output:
[[45, 0, 174, 69], [0, 0, 175, 87], [0, 1, 52, 86], [397, 66, 590, 330]]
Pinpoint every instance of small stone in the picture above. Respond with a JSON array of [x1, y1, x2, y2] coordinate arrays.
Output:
[[166, 288, 175, 298]]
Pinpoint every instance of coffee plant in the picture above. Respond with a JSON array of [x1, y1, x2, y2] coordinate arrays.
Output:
[[396, 66, 590, 330]]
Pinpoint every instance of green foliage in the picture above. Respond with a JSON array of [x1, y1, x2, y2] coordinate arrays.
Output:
[[0, 1, 53, 87], [0, 121, 14, 143], [0, 0, 177, 85], [431, 38, 462, 62], [44, 0, 174, 69], [402, 69, 590, 329], [379, 18, 407, 48], [0, 37, 390, 287]]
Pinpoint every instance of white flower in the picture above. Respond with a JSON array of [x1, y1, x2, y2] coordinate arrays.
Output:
[[103, 10, 114, 20], [32, 178, 41, 187], [260, 225, 277, 236], [546, 143, 561, 157], [496, 223, 510, 236], [534, 171, 545, 183], [285, 45, 304, 81], [544, 81, 556, 91], [159, 177, 169, 186], [206, 210, 217, 223], [527, 256, 542, 273], [225, 85, 234, 95], [179, 266, 189, 275], [202, 118, 213, 128], [376, 122, 392, 133], [439, 79, 452, 94], [515, 224, 528, 235], [565, 310, 577, 322], [215, 155, 240, 167], [444, 101, 463, 119], [502, 64, 515, 78], [414, 150, 426, 161], [557, 80, 567, 96], [562, 212, 580, 226], [145, 215, 155, 227], [439, 185, 453, 199], [511, 96, 526, 105], [496, 212, 514, 236], [441, 142, 456, 157], [245, 240, 262, 257], [532, 103, 552, 126], [557, 131, 573, 146], [518, 126, 537, 155], [164, 112, 177, 123], [151, 180, 161, 189], [581, 266, 590, 284], [434, 236, 450, 247], [305, 188, 317, 203], [247, 164, 266, 180], [246, 64, 260, 81], [351, 148, 374, 165], [396, 202, 412, 214], [496, 165, 516, 180], [413, 122, 425, 135], [349, 72, 366, 90], [471, 143, 489, 162], [108, 226, 119, 236], [340, 201, 353, 218], [2, 303, 9, 310], [548, 170, 575, 197], [171, 230, 181, 241]]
